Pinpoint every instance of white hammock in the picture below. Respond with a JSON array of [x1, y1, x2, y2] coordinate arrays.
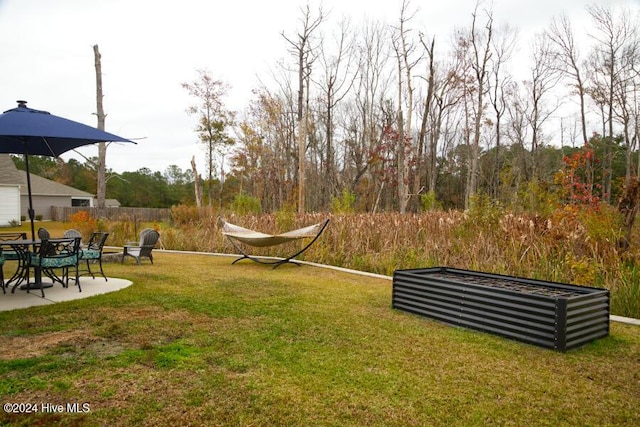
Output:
[[218, 217, 330, 267]]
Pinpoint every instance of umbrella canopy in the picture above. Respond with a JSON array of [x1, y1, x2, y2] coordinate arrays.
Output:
[[0, 100, 133, 154], [0, 100, 136, 240]]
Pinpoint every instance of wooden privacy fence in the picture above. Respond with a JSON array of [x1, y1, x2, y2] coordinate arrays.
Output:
[[51, 206, 171, 222]]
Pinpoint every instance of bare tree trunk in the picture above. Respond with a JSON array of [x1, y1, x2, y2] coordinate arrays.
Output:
[[207, 144, 214, 207], [415, 35, 436, 208], [489, 25, 516, 200], [350, 19, 390, 211], [282, 5, 324, 213], [547, 15, 589, 146], [318, 19, 356, 208], [393, 0, 418, 214], [191, 156, 203, 208], [297, 52, 306, 213], [587, 4, 639, 202], [93, 45, 107, 209], [466, 1, 494, 208]]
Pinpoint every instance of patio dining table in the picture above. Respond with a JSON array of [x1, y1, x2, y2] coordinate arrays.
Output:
[[0, 239, 51, 297]]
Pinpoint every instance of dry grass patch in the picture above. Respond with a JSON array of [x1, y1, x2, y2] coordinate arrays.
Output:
[[0, 330, 95, 360]]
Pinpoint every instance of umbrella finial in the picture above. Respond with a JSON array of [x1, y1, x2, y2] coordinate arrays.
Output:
[[17, 100, 27, 108]]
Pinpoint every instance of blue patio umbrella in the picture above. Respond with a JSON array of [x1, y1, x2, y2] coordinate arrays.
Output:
[[0, 100, 136, 241]]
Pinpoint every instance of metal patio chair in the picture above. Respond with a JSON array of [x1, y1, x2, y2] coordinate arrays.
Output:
[[80, 232, 109, 280], [0, 232, 28, 286], [37, 227, 51, 240]]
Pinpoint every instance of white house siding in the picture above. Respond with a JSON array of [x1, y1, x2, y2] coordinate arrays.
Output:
[[0, 185, 21, 226]]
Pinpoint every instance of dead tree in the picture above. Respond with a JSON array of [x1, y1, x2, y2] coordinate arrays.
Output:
[[391, 0, 421, 213], [466, 1, 494, 208], [93, 44, 107, 209], [282, 4, 324, 213], [488, 24, 517, 199], [414, 34, 436, 207], [547, 14, 589, 146], [316, 17, 357, 207], [588, 4, 639, 200], [191, 155, 203, 208]]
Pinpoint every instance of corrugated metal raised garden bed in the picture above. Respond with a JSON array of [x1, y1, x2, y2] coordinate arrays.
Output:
[[392, 267, 610, 351]]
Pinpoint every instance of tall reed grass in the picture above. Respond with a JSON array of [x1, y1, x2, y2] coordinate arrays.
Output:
[[155, 206, 639, 318]]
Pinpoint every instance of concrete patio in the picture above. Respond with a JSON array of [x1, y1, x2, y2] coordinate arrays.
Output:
[[0, 276, 133, 311]]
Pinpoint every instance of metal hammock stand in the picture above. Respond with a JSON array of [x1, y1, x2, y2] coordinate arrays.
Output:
[[218, 217, 330, 268]]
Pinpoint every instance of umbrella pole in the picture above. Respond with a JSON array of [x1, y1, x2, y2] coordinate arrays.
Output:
[[23, 152, 36, 243], [22, 151, 47, 293]]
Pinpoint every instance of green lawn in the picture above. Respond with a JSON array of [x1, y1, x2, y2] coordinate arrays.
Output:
[[1, 252, 639, 426]]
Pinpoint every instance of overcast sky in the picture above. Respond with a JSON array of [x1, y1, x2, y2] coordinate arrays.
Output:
[[0, 0, 636, 174]]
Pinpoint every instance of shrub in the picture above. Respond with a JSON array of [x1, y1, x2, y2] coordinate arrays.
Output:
[[612, 265, 640, 317], [464, 193, 504, 229], [520, 177, 558, 216], [579, 203, 624, 244], [230, 193, 261, 215], [331, 189, 356, 214], [170, 204, 214, 226], [420, 191, 442, 211], [275, 204, 295, 233], [171, 204, 199, 225], [69, 210, 97, 240], [96, 217, 109, 232], [105, 219, 137, 246]]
